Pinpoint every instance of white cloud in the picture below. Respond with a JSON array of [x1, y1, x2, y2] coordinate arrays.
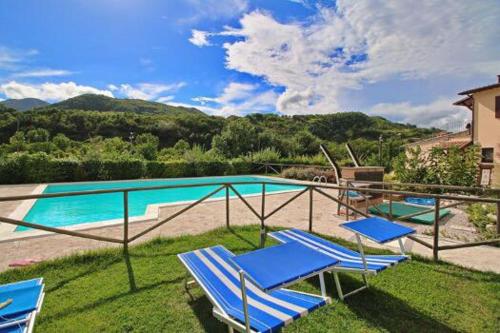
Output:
[[189, 30, 212, 47], [192, 82, 278, 116], [368, 97, 471, 129], [168, 101, 222, 115], [139, 57, 155, 72], [180, 0, 248, 24], [156, 95, 175, 103], [200, 1, 500, 118], [112, 82, 186, 100], [0, 81, 113, 102], [0, 47, 38, 71], [12, 69, 74, 78]]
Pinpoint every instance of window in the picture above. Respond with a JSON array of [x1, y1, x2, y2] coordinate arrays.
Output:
[[481, 148, 494, 163], [496, 96, 500, 118]]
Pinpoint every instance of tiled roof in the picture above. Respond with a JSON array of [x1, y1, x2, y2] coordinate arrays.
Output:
[[436, 140, 472, 149], [458, 83, 500, 95]]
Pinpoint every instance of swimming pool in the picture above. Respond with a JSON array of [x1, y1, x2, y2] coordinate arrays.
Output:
[[19, 176, 301, 232]]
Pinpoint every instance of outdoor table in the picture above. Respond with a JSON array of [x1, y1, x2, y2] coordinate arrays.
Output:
[[232, 241, 339, 297], [340, 216, 416, 254]]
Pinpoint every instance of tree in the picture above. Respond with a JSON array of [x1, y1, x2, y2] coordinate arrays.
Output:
[[8, 131, 27, 152], [26, 128, 50, 143], [292, 131, 320, 155], [134, 133, 159, 160], [52, 133, 72, 151], [212, 118, 256, 157]]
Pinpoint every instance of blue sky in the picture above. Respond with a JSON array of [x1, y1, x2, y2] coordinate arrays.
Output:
[[1, 0, 499, 128]]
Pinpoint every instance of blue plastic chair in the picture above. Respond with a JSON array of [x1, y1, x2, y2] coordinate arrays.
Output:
[[0, 278, 45, 333]]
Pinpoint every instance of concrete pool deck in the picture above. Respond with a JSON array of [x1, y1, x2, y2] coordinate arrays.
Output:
[[0, 184, 499, 273]]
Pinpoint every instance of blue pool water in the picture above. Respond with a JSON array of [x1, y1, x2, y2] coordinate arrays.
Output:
[[19, 176, 301, 231]]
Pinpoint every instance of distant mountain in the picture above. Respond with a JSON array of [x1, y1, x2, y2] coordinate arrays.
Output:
[[0, 98, 49, 111], [46, 94, 205, 116]]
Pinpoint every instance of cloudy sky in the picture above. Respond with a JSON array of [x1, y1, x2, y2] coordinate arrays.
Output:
[[1, 0, 499, 129]]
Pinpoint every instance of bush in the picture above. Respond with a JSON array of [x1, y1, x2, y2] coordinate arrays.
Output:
[[99, 160, 145, 180], [394, 145, 480, 187], [78, 160, 102, 181], [0, 154, 256, 184], [281, 167, 337, 182], [466, 203, 497, 240], [50, 159, 80, 182], [0, 153, 27, 184]]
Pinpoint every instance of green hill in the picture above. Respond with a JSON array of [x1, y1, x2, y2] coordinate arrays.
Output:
[[46, 94, 204, 116], [0, 98, 49, 111]]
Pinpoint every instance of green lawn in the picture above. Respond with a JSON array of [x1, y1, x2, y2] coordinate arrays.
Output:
[[1, 226, 499, 332]]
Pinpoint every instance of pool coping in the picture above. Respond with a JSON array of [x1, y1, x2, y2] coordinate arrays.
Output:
[[0, 175, 307, 243]]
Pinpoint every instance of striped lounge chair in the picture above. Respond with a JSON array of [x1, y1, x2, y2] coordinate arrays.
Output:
[[178, 245, 331, 333], [0, 278, 45, 333], [268, 229, 409, 300]]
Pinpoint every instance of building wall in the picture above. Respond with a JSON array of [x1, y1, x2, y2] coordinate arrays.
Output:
[[473, 87, 500, 187]]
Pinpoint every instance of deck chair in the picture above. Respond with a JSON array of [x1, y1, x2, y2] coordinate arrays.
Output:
[[0, 278, 45, 333], [268, 229, 408, 300], [178, 245, 330, 333]]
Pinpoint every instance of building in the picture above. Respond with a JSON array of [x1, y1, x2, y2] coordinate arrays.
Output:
[[454, 76, 500, 186], [406, 75, 500, 187]]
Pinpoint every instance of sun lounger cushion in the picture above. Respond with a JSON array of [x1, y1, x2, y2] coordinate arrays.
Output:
[[269, 229, 407, 273], [178, 245, 328, 333]]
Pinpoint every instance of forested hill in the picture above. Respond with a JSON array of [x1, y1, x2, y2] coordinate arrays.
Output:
[[44, 94, 205, 116], [0, 98, 49, 111], [0, 107, 437, 156]]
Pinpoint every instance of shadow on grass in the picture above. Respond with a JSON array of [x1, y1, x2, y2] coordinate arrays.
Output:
[[47, 256, 122, 293], [307, 274, 460, 333], [123, 251, 137, 291], [43, 275, 184, 322], [228, 227, 259, 250], [189, 296, 227, 332]]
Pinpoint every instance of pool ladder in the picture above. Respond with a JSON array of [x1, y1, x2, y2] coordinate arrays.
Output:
[[312, 175, 327, 184]]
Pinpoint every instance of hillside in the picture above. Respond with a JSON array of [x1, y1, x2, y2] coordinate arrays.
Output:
[[0, 98, 49, 111], [46, 94, 204, 116]]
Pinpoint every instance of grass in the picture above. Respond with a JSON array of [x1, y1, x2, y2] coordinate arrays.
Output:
[[0, 225, 499, 332]]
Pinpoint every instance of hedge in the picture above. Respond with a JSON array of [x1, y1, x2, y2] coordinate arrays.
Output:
[[0, 153, 256, 184]]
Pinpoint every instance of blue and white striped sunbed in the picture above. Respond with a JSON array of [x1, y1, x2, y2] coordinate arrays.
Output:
[[178, 245, 330, 333], [0, 278, 45, 333], [268, 229, 409, 300]]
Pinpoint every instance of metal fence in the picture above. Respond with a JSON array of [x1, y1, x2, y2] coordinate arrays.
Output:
[[0, 179, 498, 261]]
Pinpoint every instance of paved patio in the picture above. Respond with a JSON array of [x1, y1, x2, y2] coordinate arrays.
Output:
[[0, 184, 499, 273]]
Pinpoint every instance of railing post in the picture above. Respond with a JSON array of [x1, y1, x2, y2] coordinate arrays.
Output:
[[226, 185, 230, 228], [260, 183, 266, 248], [497, 202, 500, 235], [346, 181, 350, 221], [308, 186, 313, 232], [123, 191, 129, 253], [389, 184, 393, 221], [433, 197, 440, 261]]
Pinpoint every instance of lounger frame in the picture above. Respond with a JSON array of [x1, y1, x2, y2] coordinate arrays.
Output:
[[179, 253, 330, 333], [268, 231, 409, 301]]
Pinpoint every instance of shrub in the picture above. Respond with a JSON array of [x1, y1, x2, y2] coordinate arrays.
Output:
[[251, 148, 281, 163], [50, 159, 80, 182], [78, 160, 102, 181], [281, 167, 336, 182], [393, 145, 480, 188], [466, 203, 498, 240], [99, 160, 144, 180], [230, 158, 253, 175]]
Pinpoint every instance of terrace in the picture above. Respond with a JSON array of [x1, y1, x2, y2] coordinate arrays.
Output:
[[0, 178, 499, 332]]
